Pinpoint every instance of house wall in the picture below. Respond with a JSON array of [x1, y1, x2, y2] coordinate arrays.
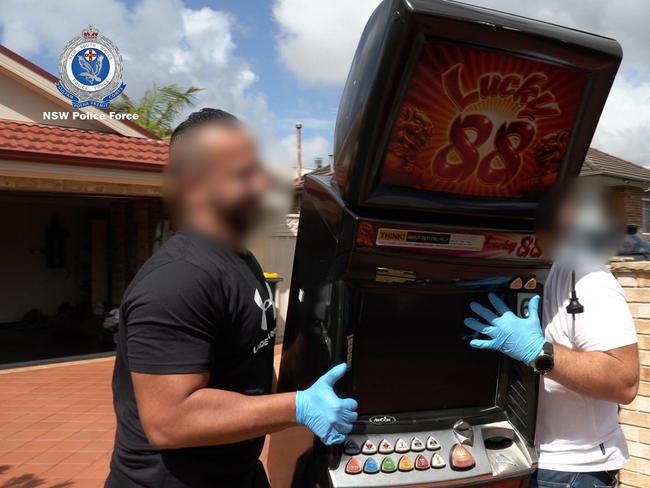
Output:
[[0, 73, 106, 131], [108, 199, 164, 308], [610, 262, 650, 488], [611, 185, 644, 227], [248, 215, 299, 337], [0, 199, 90, 323]]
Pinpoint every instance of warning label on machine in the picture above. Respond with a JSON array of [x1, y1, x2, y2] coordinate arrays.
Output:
[[376, 228, 485, 252]]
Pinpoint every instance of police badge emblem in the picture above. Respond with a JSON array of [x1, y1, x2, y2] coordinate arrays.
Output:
[[56, 26, 126, 109]]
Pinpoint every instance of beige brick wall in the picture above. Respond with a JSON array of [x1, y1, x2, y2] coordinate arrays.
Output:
[[611, 262, 650, 488]]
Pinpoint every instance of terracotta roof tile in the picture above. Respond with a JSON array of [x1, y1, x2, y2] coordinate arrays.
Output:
[[0, 120, 168, 171], [580, 147, 650, 182]]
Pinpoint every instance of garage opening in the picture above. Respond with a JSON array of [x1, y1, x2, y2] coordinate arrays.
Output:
[[0, 191, 165, 367]]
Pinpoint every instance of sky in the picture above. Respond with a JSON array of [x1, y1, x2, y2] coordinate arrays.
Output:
[[0, 0, 649, 168]]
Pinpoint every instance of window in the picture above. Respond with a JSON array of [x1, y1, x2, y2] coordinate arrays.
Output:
[[642, 197, 650, 232]]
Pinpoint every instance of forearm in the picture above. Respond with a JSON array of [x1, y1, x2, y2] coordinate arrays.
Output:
[[146, 389, 297, 449], [546, 343, 639, 404]]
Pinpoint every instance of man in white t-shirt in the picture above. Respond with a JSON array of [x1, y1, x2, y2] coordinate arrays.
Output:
[[464, 185, 639, 488]]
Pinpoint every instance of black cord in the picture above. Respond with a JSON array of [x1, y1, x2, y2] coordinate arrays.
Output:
[[566, 270, 584, 316]]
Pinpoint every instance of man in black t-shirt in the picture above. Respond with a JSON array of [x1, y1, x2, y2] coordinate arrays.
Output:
[[106, 109, 358, 488]]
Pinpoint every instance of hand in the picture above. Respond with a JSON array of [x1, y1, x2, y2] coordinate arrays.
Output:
[[464, 293, 545, 365], [296, 363, 358, 445]]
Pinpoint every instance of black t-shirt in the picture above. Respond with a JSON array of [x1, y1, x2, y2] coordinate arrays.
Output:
[[106, 229, 276, 488]]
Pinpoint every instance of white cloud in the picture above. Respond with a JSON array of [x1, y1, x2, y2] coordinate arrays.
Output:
[[272, 0, 650, 164], [272, 0, 379, 86], [593, 77, 650, 164], [267, 133, 331, 168]]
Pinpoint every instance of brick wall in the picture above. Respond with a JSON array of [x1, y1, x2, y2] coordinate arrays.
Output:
[[109, 199, 164, 307], [611, 186, 644, 228], [610, 261, 650, 488]]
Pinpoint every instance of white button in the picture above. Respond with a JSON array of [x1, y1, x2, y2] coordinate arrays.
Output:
[[362, 439, 378, 455], [410, 437, 425, 452], [426, 436, 441, 451], [395, 438, 409, 453], [378, 439, 394, 454], [431, 453, 446, 469]]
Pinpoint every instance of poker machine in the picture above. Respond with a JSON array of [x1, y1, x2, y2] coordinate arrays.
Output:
[[267, 0, 621, 487]]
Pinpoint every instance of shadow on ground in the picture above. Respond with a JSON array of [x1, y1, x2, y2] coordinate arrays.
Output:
[[0, 466, 73, 488]]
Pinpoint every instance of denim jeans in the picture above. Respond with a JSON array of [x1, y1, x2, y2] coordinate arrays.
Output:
[[530, 469, 618, 488]]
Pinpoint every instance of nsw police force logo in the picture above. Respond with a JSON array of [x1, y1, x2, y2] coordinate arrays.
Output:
[[56, 27, 126, 109]]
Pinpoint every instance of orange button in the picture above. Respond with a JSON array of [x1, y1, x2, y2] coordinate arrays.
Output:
[[450, 443, 475, 470], [398, 455, 414, 472]]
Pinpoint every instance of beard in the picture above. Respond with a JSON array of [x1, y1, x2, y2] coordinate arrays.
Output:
[[213, 198, 263, 235]]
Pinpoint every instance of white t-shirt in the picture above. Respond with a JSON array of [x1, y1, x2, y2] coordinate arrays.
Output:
[[536, 258, 637, 472]]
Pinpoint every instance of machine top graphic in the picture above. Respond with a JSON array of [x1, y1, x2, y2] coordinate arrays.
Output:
[[380, 42, 586, 199], [332, 0, 621, 216]]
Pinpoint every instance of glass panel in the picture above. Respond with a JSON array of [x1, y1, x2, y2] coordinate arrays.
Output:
[[381, 42, 587, 199], [351, 288, 499, 415]]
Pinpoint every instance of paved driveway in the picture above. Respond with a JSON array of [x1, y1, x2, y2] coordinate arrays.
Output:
[[0, 345, 282, 488], [0, 358, 115, 488]]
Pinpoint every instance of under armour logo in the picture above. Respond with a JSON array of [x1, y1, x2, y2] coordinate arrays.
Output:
[[254, 282, 276, 331]]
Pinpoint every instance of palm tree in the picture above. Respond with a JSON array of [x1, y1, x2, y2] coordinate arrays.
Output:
[[113, 84, 202, 137]]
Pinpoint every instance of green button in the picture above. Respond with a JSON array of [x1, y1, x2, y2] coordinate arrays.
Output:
[[381, 456, 397, 473]]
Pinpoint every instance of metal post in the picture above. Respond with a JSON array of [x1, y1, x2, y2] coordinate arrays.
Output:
[[295, 122, 303, 182]]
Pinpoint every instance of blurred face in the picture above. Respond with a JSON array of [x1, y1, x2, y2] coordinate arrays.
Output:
[[183, 124, 269, 233], [544, 183, 623, 263]]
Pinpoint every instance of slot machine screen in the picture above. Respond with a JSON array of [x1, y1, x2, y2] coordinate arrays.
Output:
[[380, 41, 587, 200], [351, 288, 500, 415]]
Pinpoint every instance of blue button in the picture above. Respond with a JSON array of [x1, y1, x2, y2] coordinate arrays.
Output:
[[344, 439, 361, 455], [364, 457, 379, 474]]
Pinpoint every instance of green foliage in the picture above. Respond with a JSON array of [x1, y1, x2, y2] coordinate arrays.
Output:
[[113, 84, 202, 137]]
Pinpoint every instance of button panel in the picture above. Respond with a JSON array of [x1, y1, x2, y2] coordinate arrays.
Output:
[[330, 421, 536, 488]]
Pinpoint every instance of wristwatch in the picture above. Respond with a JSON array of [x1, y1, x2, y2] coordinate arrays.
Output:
[[532, 342, 554, 375]]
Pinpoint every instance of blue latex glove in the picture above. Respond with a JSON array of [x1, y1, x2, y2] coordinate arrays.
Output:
[[464, 293, 545, 365], [296, 363, 358, 445]]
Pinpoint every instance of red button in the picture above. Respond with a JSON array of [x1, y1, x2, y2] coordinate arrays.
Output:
[[450, 443, 475, 470], [345, 457, 363, 475], [415, 454, 430, 470]]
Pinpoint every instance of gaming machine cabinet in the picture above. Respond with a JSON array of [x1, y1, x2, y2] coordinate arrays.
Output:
[[268, 1, 621, 487]]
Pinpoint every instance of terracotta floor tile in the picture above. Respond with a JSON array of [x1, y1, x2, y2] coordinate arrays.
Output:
[[39, 430, 76, 442], [29, 450, 73, 464], [19, 439, 60, 452], [43, 461, 91, 478], [62, 451, 105, 465], [4, 461, 56, 476], [0, 450, 37, 464], [81, 441, 113, 453], [74, 467, 110, 481], [51, 440, 92, 453], [68, 479, 105, 487]]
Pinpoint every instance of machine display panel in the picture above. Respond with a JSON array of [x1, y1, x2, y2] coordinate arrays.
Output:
[[380, 41, 587, 199], [351, 287, 500, 415]]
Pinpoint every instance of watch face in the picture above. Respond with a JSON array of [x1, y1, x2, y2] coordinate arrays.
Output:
[[536, 355, 553, 372]]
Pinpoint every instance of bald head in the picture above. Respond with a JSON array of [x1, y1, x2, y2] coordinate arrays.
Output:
[[165, 108, 269, 234]]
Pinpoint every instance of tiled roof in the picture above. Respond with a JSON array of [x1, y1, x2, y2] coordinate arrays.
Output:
[[0, 120, 168, 171], [580, 147, 650, 182]]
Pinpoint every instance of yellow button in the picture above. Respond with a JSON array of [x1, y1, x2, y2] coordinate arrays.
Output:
[[398, 455, 414, 472]]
